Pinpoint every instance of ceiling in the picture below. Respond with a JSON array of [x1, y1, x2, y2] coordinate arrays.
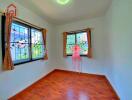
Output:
[[14, 0, 112, 25]]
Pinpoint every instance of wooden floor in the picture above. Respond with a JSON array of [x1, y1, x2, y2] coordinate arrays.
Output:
[[9, 69, 119, 100]]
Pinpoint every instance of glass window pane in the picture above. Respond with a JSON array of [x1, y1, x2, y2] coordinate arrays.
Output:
[[31, 29, 43, 45], [10, 23, 30, 64], [10, 43, 30, 64], [31, 29, 44, 59], [11, 23, 29, 43], [67, 34, 75, 44], [66, 44, 74, 55], [77, 32, 88, 55], [32, 44, 44, 59], [66, 34, 75, 55]]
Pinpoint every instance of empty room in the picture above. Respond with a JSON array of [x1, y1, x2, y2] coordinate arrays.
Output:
[[0, 0, 131, 100]]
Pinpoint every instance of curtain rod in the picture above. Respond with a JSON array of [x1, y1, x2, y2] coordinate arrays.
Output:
[[13, 17, 43, 30], [67, 28, 94, 33]]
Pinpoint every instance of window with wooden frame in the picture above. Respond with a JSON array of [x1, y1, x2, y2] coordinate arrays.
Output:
[[63, 29, 92, 58], [1, 16, 45, 65], [66, 31, 89, 56]]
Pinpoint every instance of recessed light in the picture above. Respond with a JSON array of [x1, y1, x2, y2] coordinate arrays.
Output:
[[56, 0, 70, 5]]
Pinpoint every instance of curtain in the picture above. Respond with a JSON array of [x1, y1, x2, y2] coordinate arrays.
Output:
[[87, 29, 92, 58], [3, 13, 14, 70], [42, 28, 48, 60], [63, 32, 67, 57]]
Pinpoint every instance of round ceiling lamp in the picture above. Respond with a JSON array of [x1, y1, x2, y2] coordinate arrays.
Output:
[[56, 0, 70, 5]]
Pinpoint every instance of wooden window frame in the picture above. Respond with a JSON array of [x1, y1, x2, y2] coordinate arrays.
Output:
[[66, 30, 88, 57]]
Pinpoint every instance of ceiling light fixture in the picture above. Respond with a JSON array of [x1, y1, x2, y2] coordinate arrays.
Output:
[[56, 0, 70, 5]]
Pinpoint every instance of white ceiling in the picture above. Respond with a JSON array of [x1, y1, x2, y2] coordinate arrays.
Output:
[[14, 0, 112, 25]]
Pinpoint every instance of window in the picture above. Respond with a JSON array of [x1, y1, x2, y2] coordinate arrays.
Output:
[[8, 21, 44, 65], [66, 31, 88, 56], [31, 29, 44, 59]]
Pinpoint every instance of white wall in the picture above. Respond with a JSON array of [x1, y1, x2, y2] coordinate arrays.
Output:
[[0, 0, 57, 99], [105, 0, 132, 99], [56, 16, 107, 75]]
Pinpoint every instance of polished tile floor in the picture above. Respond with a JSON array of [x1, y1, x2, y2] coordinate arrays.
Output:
[[9, 69, 119, 100]]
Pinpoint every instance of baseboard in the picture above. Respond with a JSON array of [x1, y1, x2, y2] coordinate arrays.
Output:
[[54, 68, 105, 77], [104, 76, 120, 100]]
